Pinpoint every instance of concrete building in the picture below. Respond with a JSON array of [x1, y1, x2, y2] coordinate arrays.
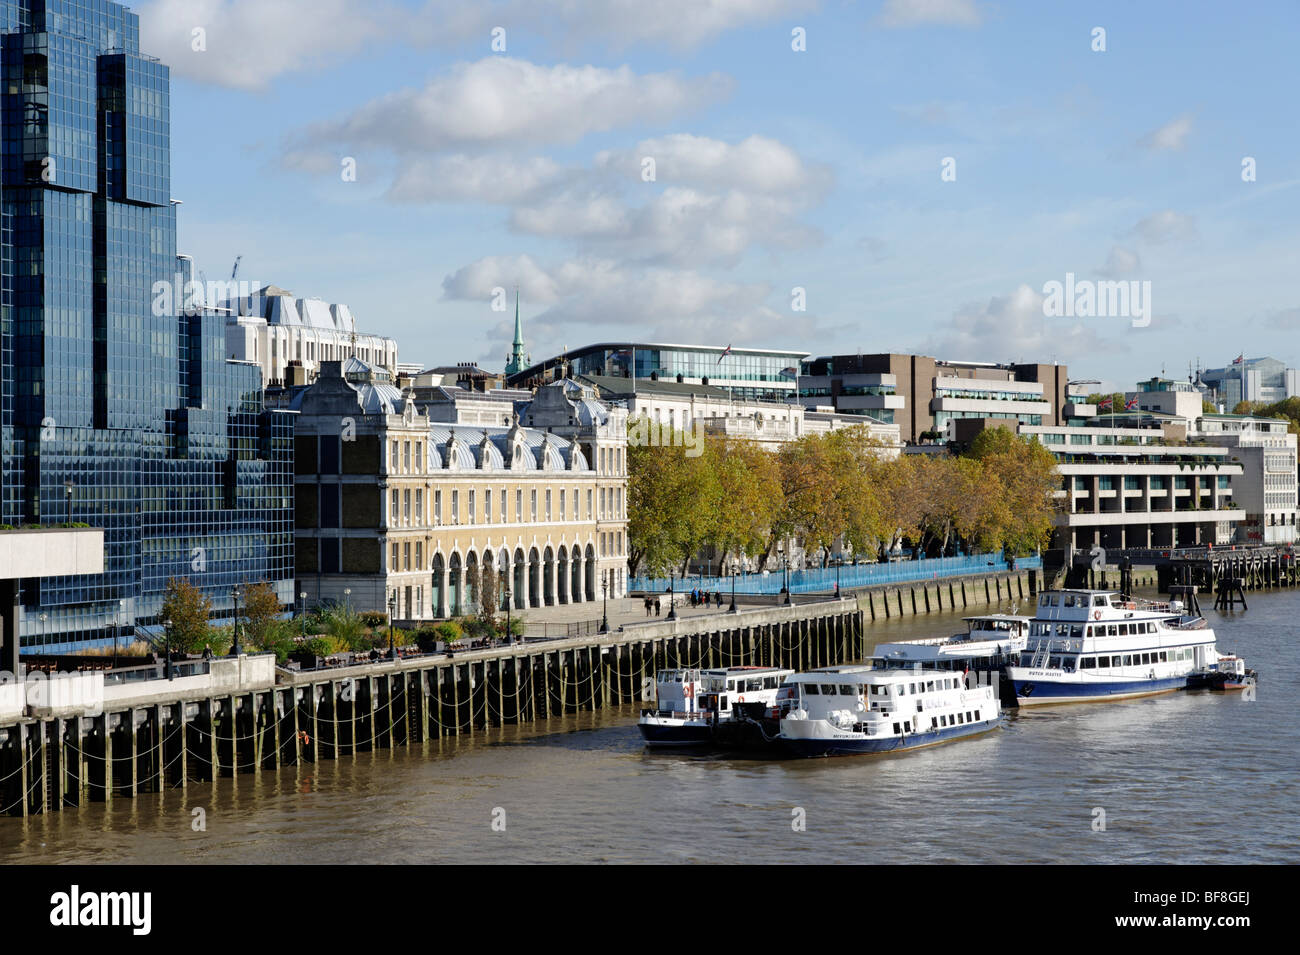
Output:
[[1121, 378, 1298, 545], [797, 354, 1071, 443], [578, 374, 900, 451], [1021, 424, 1245, 551], [1194, 415, 1298, 545], [225, 285, 399, 388], [291, 361, 628, 621]]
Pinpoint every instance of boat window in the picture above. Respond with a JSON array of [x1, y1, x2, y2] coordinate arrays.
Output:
[[893, 723, 901, 734], [909, 683, 917, 693], [1048, 656, 1061, 669], [720, 696, 728, 709], [1117, 624, 1127, 635], [804, 684, 820, 695], [1105, 625, 1116, 636], [1081, 656, 1096, 669], [1159, 651, 1167, 663], [1093, 596, 1108, 606], [764, 677, 777, 689], [1049, 595, 1060, 606], [897, 685, 907, 696], [903, 721, 911, 732], [1019, 653, 1034, 666], [1122, 655, 1132, 666], [727, 681, 736, 691], [746, 679, 762, 692], [926, 680, 936, 691], [1062, 655, 1077, 672], [1070, 625, 1083, 637], [839, 685, 855, 696], [1063, 594, 1076, 607], [821, 684, 839, 695], [1039, 595, 1050, 607]]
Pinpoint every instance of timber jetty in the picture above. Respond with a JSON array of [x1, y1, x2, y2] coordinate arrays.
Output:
[[1, 598, 861, 816]]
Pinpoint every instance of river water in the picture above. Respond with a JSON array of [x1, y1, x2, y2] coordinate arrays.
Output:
[[2, 591, 1296, 864]]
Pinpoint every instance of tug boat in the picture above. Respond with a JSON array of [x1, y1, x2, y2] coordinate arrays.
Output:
[[775, 665, 1001, 757], [1006, 589, 1246, 706], [638, 665, 794, 747], [1187, 652, 1258, 692]]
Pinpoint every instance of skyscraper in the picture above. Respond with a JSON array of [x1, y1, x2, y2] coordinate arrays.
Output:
[[0, 0, 293, 651]]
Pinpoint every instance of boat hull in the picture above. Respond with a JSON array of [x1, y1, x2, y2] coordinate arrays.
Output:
[[1013, 674, 1187, 706], [777, 718, 997, 758], [637, 720, 714, 747]]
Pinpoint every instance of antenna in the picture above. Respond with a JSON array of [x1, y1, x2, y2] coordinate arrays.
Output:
[[230, 255, 242, 281]]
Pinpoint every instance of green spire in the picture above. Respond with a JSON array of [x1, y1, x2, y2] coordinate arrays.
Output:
[[505, 286, 529, 376]]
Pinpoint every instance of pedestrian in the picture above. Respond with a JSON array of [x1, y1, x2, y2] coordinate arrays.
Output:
[[655, 596, 662, 616], [715, 591, 722, 608], [644, 596, 652, 617]]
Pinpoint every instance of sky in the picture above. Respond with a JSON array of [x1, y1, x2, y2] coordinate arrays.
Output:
[[143, 0, 1300, 392]]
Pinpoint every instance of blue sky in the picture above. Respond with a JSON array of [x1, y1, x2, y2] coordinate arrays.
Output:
[[144, 0, 1300, 391]]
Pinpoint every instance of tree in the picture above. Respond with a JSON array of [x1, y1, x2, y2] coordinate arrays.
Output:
[[966, 426, 1061, 555], [160, 577, 212, 654], [626, 416, 720, 576], [709, 435, 782, 572], [240, 581, 282, 649]]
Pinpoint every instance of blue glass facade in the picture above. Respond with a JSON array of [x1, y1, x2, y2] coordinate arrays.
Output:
[[0, 0, 293, 651]]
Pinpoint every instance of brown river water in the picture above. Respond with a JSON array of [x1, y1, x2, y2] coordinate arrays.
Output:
[[2, 593, 1296, 864]]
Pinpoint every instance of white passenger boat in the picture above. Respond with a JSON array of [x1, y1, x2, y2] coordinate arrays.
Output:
[[869, 613, 1030, 671], [638, 665, 794, 747], [775, 665, 1001, 757], [1006, 589, 1233, 706]]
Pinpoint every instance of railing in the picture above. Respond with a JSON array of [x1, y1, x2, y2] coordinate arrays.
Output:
[[102, 659, 210, 686], [631, 551, 1040, 595]]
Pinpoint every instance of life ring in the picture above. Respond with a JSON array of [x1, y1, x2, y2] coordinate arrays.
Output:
[[684, 684, 694, 699], [298, 731, 310, 746], [1093, 610, 1102, 620], [738, 695, 745, 704]]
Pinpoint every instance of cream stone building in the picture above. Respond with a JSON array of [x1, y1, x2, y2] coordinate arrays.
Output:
[[292, 361, 628, 622]]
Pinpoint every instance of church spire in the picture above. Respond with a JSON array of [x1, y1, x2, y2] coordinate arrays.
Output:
[[505, 285, 529, 376]]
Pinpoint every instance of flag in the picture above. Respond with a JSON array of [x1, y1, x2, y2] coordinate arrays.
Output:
[[1233, 354, 1244, 364], [1125, 395, 1138, 410], [1098, 396, 1113, 410], [717, 344, 733, 365]]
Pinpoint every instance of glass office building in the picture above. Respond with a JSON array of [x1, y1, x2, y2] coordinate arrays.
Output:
[[1, 1, 293, 651], [508, 342, 809, 403]]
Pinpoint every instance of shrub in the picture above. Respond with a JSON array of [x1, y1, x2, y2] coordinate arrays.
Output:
[[359, 610, 389, 627]]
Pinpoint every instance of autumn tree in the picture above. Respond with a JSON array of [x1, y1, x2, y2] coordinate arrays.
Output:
[[160, 577, 212, 654], [626, 417, 720, 576], [240, 581, 282, 649], [710, 435, 782, 572], [966, 426, 1061, 555]]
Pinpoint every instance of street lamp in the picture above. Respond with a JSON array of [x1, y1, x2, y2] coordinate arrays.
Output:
[[163, 618, 173, 680], [343, 587, 352, 614], [503, 582, 513, 644], [299, 590, 308, 637], [666, 571, 677, 621], [230, 586, 242, 656], [387, 592, 398, 659], [783, 551, 792, 606], [600, 570, 610, 633], [729, 560, 738, 613], [64, 479, 74, 520]]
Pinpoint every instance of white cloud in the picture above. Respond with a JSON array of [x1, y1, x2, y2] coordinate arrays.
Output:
[[443, 255, 799, 351], [927, 283, 1101, 362], [510, 186, 822, 267], [1139, 114, 1194, 152], [595, 134, 829, 196], [1095, 246, 1141, 278], [138, 0, 393, 92], [388, 154, 567, 204], [877, 0, 984, 28], [440, 254, 561, 304], [1129, 210, 1197, 244], [296, 58, 731, 154]]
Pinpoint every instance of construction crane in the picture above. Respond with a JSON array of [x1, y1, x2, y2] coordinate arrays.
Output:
[[230, 255, 242, 282]]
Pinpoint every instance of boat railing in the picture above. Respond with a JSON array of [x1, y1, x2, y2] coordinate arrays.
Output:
[[643, 709, 708, 721]]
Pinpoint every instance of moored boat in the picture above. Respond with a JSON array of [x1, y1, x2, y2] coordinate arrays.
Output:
[[775, 665, 1001, 757], [638, 665, 794, 747], [1007, 589, 1251, 706]]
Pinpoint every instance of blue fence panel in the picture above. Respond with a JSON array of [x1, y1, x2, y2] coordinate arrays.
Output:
[[630, 552, 1041, 595]]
